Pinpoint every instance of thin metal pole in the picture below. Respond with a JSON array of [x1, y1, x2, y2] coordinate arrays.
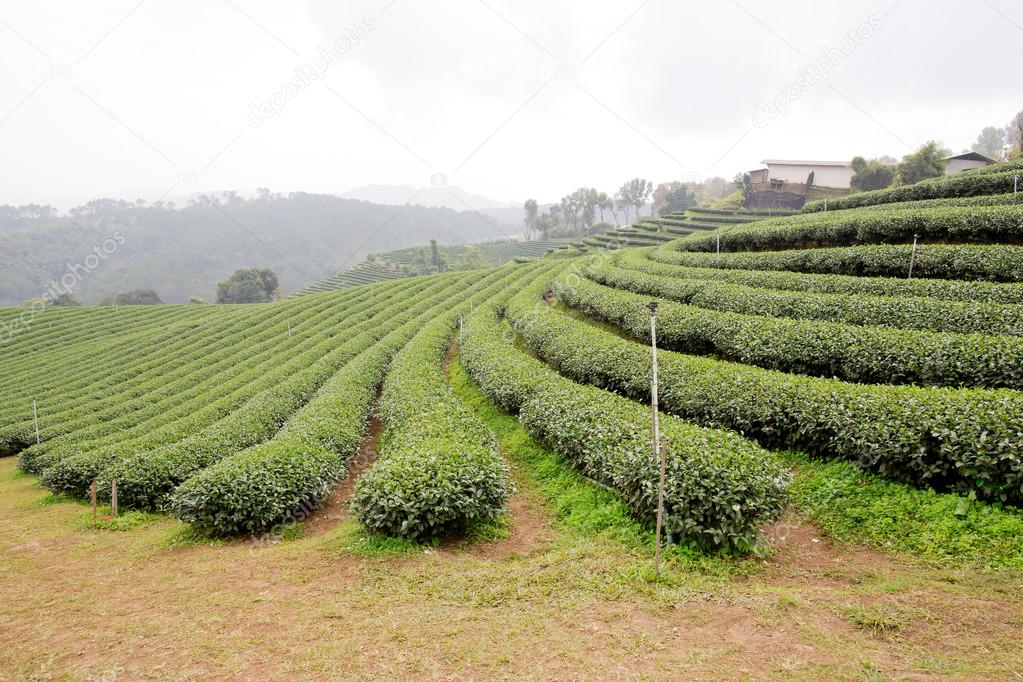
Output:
[[33, 398, 40, 444], [824, 197, 828, 212], [648, 301, 665, 579], [716, 234, 721, 267], [908, 233, 919, 279], [1015, 174, 1019, 197]]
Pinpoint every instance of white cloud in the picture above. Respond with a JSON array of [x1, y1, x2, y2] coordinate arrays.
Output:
[[0, 0, 1019, 208]]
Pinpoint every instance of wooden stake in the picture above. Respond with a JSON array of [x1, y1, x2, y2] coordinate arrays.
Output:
[[648, 301, 666, 580], [32, 398, 40, 445], [91, 479, 97, 521], [111, 477, 118, 517], [908, 233, 919, 279], [715, 234, 721, 267]]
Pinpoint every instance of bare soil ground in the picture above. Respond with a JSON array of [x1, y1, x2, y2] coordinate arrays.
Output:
[[1, 458, 1022, 681]]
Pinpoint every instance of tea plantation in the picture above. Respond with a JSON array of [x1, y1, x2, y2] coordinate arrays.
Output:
[[3, 160, 1022, 560]]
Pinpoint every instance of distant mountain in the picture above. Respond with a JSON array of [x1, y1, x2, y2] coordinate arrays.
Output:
[[0, 192, 528, 306], [339, 184, 531, 234], [340, 184, 514, 210]]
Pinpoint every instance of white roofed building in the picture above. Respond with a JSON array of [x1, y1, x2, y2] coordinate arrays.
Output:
[[758, 159, 854, 189], [944, 152, 994, 174]]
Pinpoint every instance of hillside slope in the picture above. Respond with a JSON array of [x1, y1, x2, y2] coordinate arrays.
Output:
[[0, 193, 516, 305]]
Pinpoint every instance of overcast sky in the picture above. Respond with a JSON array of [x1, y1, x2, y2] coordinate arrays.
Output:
[[1, 0, 1019, 209]]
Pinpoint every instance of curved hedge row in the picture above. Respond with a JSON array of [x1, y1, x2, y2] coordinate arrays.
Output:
[[1, 285, 386, 446], [589, 260, 1023, 336], [8, 294, 346, 460], [349, 268, 532, 540], [856, 193, 1022, 212], [38, 275, 473, 505], [458, 280, 789, 552], [673, 205, 1023, 254], [506, 291, 1023, 504], [803, 167, 1023, 212], [170, 266, 530, 536], [169, 322, 408, 535], [26, 280, 434, 478], [618, 249, 1023, 305], [648, 242, 1023, 282], [559, 275, 1023, 390]]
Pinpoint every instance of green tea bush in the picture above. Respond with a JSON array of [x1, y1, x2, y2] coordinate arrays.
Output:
[[458, 281, 789, 552], [349, 268, 533, 539], [557, 274, 1023, 390], [649, 242, 1023, 283], [621, 248, 1023, 304], [590, 260, 1023, 336], [506, 290, 1023, 504], [675, 205, 1023, 254]]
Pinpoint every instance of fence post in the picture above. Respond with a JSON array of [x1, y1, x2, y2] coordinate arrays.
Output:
[[111, 477, 118, 517], [91, 479, 97, 521], [908, 233, 919, 279], [716, 234, 721, 267], [647, 301, 666, 579]]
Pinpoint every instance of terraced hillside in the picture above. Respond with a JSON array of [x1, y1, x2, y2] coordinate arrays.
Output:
[[293, 238, 574, 296], [584, 206, 799, 250], [2, 162, 1023, 561]]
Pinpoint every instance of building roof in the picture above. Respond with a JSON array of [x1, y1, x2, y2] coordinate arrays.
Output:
[[945, 152, 994, 163], [762, 159, 851, 167]]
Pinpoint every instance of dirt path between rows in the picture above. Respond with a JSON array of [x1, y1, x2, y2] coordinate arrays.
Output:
[[300, 391, 384, 537]]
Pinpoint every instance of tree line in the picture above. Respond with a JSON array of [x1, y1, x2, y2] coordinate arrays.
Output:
[[847, 108, 1023, 193], [522, 176, 731, 239]]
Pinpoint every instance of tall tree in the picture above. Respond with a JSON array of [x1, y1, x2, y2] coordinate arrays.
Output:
[[662, 185, 696, 213], [48, 293, 81, 306], [850, 156, 896, 192], [972, 126, 1005, 160], [1008, 109, 1023, 154], [618, 178, 653, 220], [429, 239, 446, 272], [100, 288, 163, 305], [652, 181, 682, 215], [614, 191, 630, 224], [523, 199, 538, 240], [596, 192, 612, 224], [216, 268, 279, 304], [895, 141, 949, 186]]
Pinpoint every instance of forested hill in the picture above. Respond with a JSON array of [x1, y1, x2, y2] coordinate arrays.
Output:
[[0, 193, 517, 305]]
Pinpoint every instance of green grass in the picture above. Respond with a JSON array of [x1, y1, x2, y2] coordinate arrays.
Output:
[[784, 451, 1023, 571], [328, 520, 433, 557], [78, 509, 163, 532], [844, 601, 914, 638]]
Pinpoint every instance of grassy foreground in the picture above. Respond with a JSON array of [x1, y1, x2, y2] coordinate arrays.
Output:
[[0, 359, 1021, 679]]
